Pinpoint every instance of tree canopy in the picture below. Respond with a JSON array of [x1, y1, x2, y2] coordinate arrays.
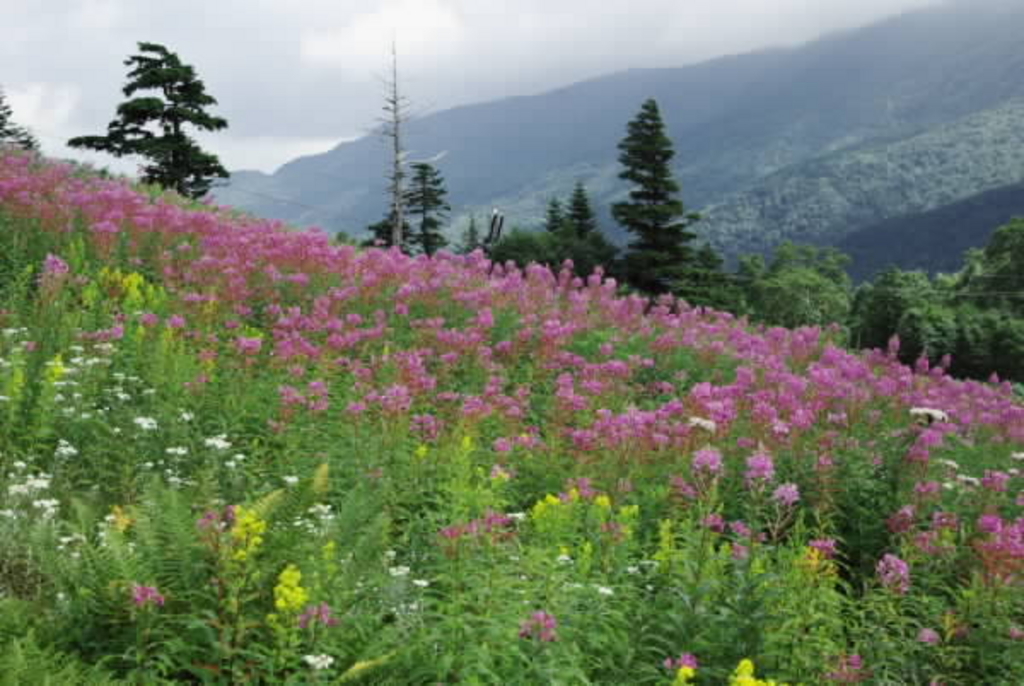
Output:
[[68, 42, 228, 199]]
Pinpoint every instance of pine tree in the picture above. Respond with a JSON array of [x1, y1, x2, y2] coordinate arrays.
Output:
[[544, 198, 566, 233], [458, 216, 482, 254], [0, 86, 38, 151], [567, 182, 598, 237], [611, 98, 700, 294], [68, 42, 228, 199], [404, 162, 450, 256]]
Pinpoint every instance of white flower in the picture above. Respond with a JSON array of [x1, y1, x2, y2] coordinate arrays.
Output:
[[54, 440, 78, 458], [626, 566, 640, 575], [180, 411, 195, 422], [308, 504, 333, 520], [133, 417, 158, 431], [557, 554, 573, 565], [12, 461, 27, 470], [1012, 452, 1024, 462], [909, 407, 949, 425], [507, 512, 527, 521], [412, 579, 430, 588], [302, 654, 335, 671], [687, 417, 717, 433], [204, 435, 232, 450], [595, 585, 614, 596], [283, 476, 299, 486], [388, 565, 411, 577], [165, 446, 188, 456]]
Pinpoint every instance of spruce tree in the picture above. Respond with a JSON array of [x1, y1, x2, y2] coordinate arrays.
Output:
[[611, 98, 700, 294], [0, 86, 38, 151], [404, 162, 450, 256], [544, 198, 566, 233], [567, 182, 598, 237], [458, 216, 482, 254], [68, 42, 228, 199], [365, 210, 411, 250]]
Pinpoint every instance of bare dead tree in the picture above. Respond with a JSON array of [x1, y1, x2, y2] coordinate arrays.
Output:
[[379, 39, 411, 248]]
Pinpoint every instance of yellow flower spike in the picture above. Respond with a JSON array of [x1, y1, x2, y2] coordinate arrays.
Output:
[[273, 564, 309, 613], [414, 444, 429, 460], [594, 494, 612, 510], [673, 666, 697, 685], [322, 541, 337, 561], [460, 435, 475, 453], [45, 355, 65, 384], [110, 505, 133, 533], [230, 506, 267, 562]]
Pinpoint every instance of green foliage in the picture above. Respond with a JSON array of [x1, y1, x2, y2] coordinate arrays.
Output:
[[455, 215, 482, 254], [612, 99, 701, 294], [67, 42, 228, 199], [0, 86, 38, 152], [567, 181, 598, 237], [740, 242, 853, 329], [403, 162, 450, 256]]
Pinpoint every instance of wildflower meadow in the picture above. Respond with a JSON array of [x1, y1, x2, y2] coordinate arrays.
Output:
[[1, 147, 1022, 683]]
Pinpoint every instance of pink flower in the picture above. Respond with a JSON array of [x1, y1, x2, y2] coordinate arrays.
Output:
[[876, 554, 911, 595], [131, 584, 165, 608], [745, 450, 775, 486], [663, 653, 699, 671], [917, 628, 940, 645], [772, 483, 800, 507], [298, 602, 339, 629], [810, 538, 838, 558], [691, 448, 724, 478], [519, 610, 558, 642]]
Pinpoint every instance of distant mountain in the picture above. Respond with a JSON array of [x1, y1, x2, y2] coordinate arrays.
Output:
[[837, 181, 1024, 282], [215, 0, 1024, 265]]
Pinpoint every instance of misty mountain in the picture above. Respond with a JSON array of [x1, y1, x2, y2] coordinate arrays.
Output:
[[837, 180, 1024, 282], [215, 0, 1024, 264]]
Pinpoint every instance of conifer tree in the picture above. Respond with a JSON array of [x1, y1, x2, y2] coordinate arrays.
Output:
[[544, 198, 566, 233], [458, 216, 482, 254], [567, 181, 598, 238], [0, 86, 38, 151], [611, 98, 700, 294], [404, 162, 450, 256], [68, 42, 228, 199]]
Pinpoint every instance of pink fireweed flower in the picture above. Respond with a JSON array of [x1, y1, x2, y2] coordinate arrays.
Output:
[[298, 602, 339, 629], [691, 448, 724, 478], [702, 513, 726, 533], [235, 336, 262, 355], [917, 628, 941, 645], [131, 584, 165, 608], [876, 554, 911, 595], [887, 505, 916, 534], [977, 514, 1004, 534], [772, 483, 800, 507], [981, 470, 1010, 493], [745, 450, 775, 487], [519, 610, 558, 642], [810, 538, 838, 558], [663, 653, 699, 671]]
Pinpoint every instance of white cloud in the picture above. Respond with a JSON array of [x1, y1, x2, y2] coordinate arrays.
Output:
[[6, 83, 80, 138], [300, 0, 466, 77]]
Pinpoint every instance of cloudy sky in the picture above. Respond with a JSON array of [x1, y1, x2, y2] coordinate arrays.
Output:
[[2, 0, 941, 174]]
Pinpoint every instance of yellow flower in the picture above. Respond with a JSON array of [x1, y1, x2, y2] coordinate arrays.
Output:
[[594, 494, 612, 510], [230, 506, 267, 562], [273, 564, 309, 613], [45, 355, 65, 384], [110, 505, 133, 533], [414, 444, 429, 460], [673, 666, 697, 685]]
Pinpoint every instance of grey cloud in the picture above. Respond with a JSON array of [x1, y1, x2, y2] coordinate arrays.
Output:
[[1, 0, 941, 172]]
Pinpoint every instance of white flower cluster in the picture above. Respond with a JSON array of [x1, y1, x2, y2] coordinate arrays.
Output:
[[302, 654, 334, 671], [909, 407, 949, 425], [687, 416, 717, 433], [204, 434, 232, 451], [54, 439, 78, 458]]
